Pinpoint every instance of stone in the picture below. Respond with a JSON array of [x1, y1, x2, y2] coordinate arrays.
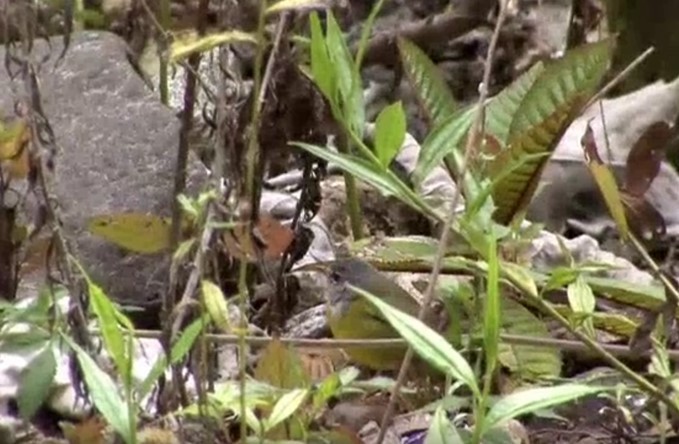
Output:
[[0, 31, 207, 305]]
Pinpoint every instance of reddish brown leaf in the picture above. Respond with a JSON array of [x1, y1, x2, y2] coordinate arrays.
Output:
[[223, 213, 294, 262], [624, 121, 674, 197], [621, 192, 666, 241]]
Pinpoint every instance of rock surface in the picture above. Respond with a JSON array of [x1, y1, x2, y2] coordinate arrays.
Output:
[[0, 31, 207, 305]]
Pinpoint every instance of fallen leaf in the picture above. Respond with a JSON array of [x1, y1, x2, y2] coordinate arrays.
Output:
[[624, 121, 674, 197], [87, 213, 174, 254], [222, 213, 294, 262], [60, 417, 107, 444]]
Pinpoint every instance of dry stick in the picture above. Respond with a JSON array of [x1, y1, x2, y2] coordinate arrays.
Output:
[[116, 329, 679, 362], [163, 0, 211, 407], [375, 3, 510, 443], [236, 3, 277, 441], [585, 46, 654, 109]]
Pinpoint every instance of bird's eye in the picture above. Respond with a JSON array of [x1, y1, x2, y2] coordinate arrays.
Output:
[[329, 271, 342, 283]]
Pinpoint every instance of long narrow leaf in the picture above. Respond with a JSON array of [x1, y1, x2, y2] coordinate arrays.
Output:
[[415, 106, 475, 183], [398, 38, 457, 128], [482, 384, 608, 434], [325, 12, 364, 138], [63, 335, 133, 444], [348, 284, 480, 396]]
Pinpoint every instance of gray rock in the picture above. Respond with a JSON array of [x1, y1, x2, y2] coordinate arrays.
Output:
[[0, 31, 207, 305]]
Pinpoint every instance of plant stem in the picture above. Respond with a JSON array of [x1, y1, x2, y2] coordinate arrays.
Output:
[[239, 1, 268, 440], [158, 0, 171, 105], [337, 133, 364, 239], [375, 1, 509, 441]]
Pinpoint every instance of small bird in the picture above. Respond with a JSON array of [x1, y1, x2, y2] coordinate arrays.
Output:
[[317, 258, 449, 370]]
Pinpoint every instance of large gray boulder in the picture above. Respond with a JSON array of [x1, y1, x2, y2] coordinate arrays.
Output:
[[0, 31, 207, 306]]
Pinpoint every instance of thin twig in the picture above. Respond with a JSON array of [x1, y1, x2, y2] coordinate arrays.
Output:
[[375, 2, 510, 442], [95, 329, 679, 362], [163, 0, 210, 408], [238, 1, 270, 440], [585, 46, 654, 109]]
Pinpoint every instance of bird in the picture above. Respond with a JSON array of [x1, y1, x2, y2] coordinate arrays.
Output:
[[313, 257, 451, 370]]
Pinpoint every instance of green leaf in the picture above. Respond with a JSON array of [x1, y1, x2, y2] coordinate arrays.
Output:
[[415, 106, 475, 183], [566, 275, 596, 338], [86, 276, 129, 381], [484, 62, 544, 145], [398, 38, 457, 128], [201, 279, 231, 333], [496, 298, 562, 380], [374, 101, 406, 168], [482, 384, 609, 434], [309, 13, 336, 109], [137, 317, 205, 400], [348, 284, 480, 396], [425, 407, 465, 444], [63, 335, 132, 444], [17, 343, 56, 419], [265, 388, 309, 432], [490, 38, 614, 224], [292, 142, 422, 212], [325, 12, 364, 138]]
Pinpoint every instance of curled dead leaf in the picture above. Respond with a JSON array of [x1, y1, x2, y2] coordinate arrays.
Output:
[[222, 213, 294, 262]]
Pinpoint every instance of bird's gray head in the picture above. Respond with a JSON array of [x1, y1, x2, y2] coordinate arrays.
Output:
[[325, 258, 377, 306]]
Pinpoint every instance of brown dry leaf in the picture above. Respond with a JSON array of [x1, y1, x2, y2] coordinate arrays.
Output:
[[297, 346, 347, 382], [254, 338, 311, 389], [325, 400, 388, 434], [60, 417, 107, 444], [624, 121, 674, 197], [621, 192, 666, 241], [223, 213, 294, 262]]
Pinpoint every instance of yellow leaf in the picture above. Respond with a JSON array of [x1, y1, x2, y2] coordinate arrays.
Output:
[[201, 279, 231, 333], [266, 0, 326, 14], [254, 339, 311, 389], [581, 124, 629, 239], [170, 30, 257, 63], [87, 213, 172, 254]]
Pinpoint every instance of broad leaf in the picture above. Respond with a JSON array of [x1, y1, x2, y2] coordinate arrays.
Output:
[[485, 62, 544, 145], [398, 38, 457, 128], [489, 38, 614, 223]]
